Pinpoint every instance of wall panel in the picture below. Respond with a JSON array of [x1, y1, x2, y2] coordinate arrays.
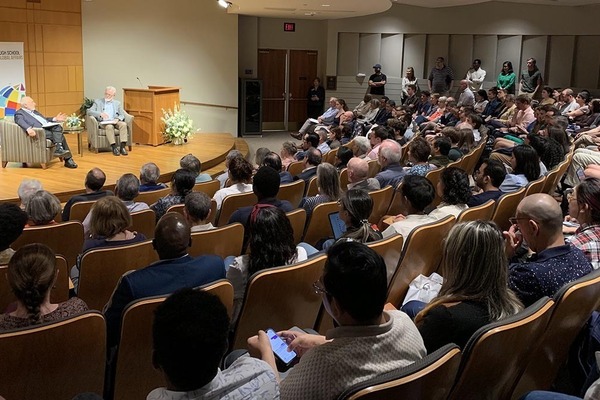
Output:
[[403, 34, 426, 79], [449, 35, 473, 82], [573, 36, 600, 89], [381, 33, 403, 78], [496, 35, 522, 79], [425, 35, 449, 75], [337, 33, 359, 76], [546, 36, 575, 88], [358, 33, 381, 75], [522, 35, 548, 81], [473, 35, 497, 79]]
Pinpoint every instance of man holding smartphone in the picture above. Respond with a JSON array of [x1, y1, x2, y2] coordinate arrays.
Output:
[[248, 241, 426, 400]]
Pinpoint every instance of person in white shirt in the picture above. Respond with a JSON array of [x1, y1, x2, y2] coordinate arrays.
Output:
[[457, 80, 475, 107], [466, 59, 486, 92]]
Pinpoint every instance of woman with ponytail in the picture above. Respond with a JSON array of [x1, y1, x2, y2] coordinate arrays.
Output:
[[0, 244, 88, 330]]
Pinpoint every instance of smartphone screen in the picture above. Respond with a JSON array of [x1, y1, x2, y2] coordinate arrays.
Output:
[[577, 168, 586, 181], [266, 328, 297, 365]]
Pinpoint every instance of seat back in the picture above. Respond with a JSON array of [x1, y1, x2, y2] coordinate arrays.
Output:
[[462, 140, 486, 176], [130, 209, 156, 239], [166, 204, 185, 215], [339, 168, 349, 190], [302, 201, 340, 246], [112, 280, 234, 400], [232, 254, 327, 349], [136, 187, 171, 207], [425, 167, 445, 208], [491, 187, 527, 232], [0, 312, 106, 399], [189, 223, 244, 259], [367, 235, 404, 285], [11, 221, 84, 268], [368, 186, 394, 225], [457, 199, 495, 223], [78, 240, 159, 311], [287, 160, 304, 176], [386, 216, 455, 307], [278, 180, 306, 208], [326, 147, 339, 164], [306, 176, 319, 197], [448, 297, 555, 400], [69, 200, 97, 222], [0, 255, 70, 311], [339, 344, 462, 400], [446, 158, 463, 169], [216, 191, 257, 226], [367, 159, 381, 178], [512, 270, 600, 399], [193, 179, 220, 198], [385, 183, 404, 216], [524, 176, 546, 197], [287, 208, 307, 245]]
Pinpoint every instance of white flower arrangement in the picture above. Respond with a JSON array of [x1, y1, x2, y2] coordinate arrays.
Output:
[[65, 113, 83, 129], [161, 104, 194, 142]]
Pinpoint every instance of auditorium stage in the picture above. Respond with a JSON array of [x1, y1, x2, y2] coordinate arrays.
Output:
[[0, 132, 239, 203]]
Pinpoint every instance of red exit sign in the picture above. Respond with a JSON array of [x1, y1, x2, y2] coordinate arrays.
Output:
[[284, 23, 295, 32]]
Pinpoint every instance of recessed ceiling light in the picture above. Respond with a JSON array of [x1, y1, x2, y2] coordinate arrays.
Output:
[[321, 4, 330, 6]]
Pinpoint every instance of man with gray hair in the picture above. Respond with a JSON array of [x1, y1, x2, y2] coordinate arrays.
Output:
[[139, 162, 167, 192], [184, 192, 214, 232], [87, 85, 129, 156], [506, 193, 593, 307], [375, 139, 405, 188], [17, 179, 43, 210], [347, 157, 380, 191], [351, 136, 371, 159], [180, 153, 211, 183], [217, 150, 242, 188]]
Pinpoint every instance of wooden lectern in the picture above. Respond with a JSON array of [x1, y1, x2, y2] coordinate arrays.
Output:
[[123, 86, 180, 146]]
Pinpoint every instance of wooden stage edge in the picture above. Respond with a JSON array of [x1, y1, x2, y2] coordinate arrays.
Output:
[[0, 132, 248, 203]]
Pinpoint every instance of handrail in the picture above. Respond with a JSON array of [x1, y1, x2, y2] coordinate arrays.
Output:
[[181, 100, 238, 110]]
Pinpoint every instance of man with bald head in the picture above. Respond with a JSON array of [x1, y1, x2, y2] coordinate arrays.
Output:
[[14, 96, 77, 168], [347, 157, 380, 191], [505, 193, 592, 307], [375, 139, 405, 188], [104, 212, 225, 346], [62, 167, 113, 220], [457, 79, 474, 107]]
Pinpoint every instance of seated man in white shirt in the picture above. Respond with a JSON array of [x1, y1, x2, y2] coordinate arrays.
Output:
[[148, 288, 279, 400], [184, 192, 214, 232]]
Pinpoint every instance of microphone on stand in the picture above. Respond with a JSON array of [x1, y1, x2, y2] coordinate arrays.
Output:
[[136, 77, 145, 88]]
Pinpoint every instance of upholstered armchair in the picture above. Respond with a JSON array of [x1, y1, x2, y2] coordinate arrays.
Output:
[[85, 112, 134, 153], [0, 117, 56, 169]]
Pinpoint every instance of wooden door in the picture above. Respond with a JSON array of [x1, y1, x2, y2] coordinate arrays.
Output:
[[289, 50, 319, 129], [258, 49, 286, 130]]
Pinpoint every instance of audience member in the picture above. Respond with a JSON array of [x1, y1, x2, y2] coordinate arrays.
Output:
[[351, 136, 372, 159], [248, 241, 426, 400], [316, 129, 331, 155], [375, 139, 405, 188], [17, 179, 42, 210], [0, 244, 88, 331], [180, 153, 211, 183], [497, 61, 516, 94], [442, 127, 463, 161], [327, 127, 342, 150], [280, 141, 298, 170], [292, 97, 338, 140], [429, 167, 470, 219], [566, 179, 600, 270], [184, 192, 214, 232], [0, 203, 28, 264], [505, 194, 593, 307], [104, 212, 224, 347], [148, 289, 279, 399], [519, 57, 543, 99], [406, 137, 435, 176], [25, 190, 61, 226], [414, 221, 523, 352], [457, 79, 475, 107], [227, 206, 306, 323], [62, 168, 113, 221], [346, 157, 380, 191], [353, 94, 373, 118], [262, 151, 293, 184], [139, 162, 167, 192], [468, 159, 506, 207], [334, 145, 353, 171], [498, 144, 541, 193], [474, 89, 489, 114], [428, 136, 452, 167], [466, 59, 486, 92], [300, 163, 341, 218], [368, 63, 387, 98], [254, 147, 271, 170], [366, 125, 388, 160], [151, 169, 196, 220], [293, 147, 321, 184], [212, 157, 254, 210], [295, 132, 319, 161], [216, 150, 243, 188], [428, 57, 454, 96], [334, 189, 383, 245]]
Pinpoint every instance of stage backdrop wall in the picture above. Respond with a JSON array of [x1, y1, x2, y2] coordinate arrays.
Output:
[[82, 0, 238, 137], [0, 42, 26, 118]]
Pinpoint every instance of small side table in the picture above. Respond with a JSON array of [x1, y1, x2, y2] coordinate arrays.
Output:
[[63, 127, 85, 157]]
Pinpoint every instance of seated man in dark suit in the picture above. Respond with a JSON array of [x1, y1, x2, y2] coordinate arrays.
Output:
[[62, 168, 114, 221], [294, 147, 322, 185], [229, 166, 294, 251], [13, 96, 77, 168], [104, 212, 225, 347], [261, 152, 293, 184]]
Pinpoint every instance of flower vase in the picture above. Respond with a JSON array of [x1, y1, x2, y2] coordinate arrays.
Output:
[[172, 137, 184, 146]]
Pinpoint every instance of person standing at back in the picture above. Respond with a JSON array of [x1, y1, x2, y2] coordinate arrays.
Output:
[[368, 64, 387, 99]]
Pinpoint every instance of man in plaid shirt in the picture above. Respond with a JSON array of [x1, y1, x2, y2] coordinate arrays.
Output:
[[566, 178, 600, 270]]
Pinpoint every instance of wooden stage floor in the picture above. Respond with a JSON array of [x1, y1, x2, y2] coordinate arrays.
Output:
[[0, 132, 236, 203]]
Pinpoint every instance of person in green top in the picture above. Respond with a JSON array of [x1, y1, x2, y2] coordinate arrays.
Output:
[[497, 61, 516, 95]]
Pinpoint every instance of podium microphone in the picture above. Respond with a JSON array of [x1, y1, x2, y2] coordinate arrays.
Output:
[[136, 77, 145, 88]]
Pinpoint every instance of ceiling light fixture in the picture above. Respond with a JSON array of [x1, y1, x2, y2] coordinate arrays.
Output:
[[218, 0, 232, 8]]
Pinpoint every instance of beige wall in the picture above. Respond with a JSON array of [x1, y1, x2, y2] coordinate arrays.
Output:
[[82, 0, 238, 135]]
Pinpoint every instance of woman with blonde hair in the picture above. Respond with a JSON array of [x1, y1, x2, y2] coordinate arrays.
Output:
[[300, 163, 341, 218], [414, 221, 523, 352], [0, 244, 88, 330]]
